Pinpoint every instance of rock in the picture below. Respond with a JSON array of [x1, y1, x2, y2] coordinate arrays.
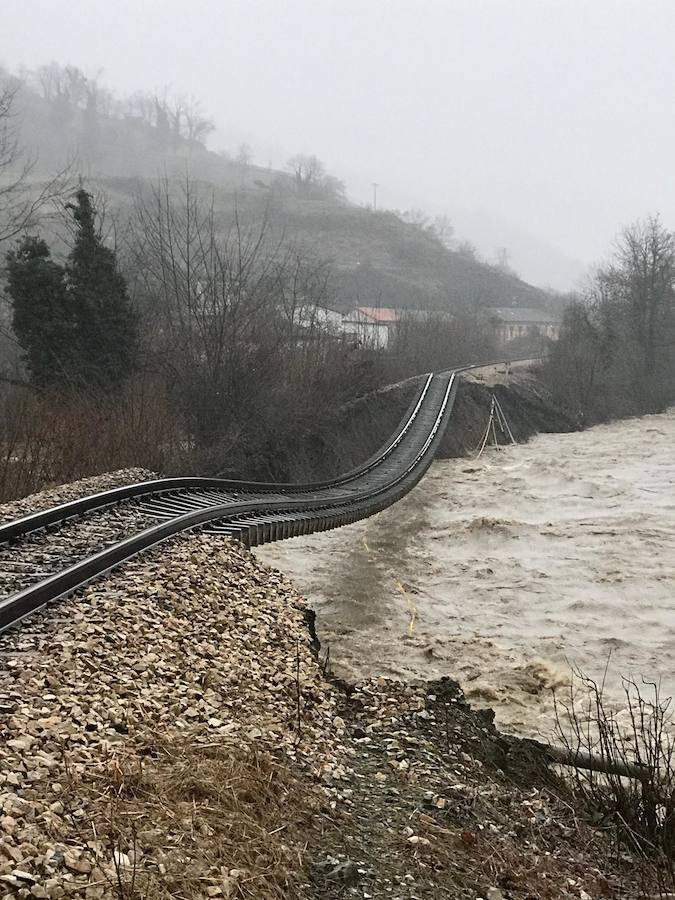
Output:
[[1, 817, 17, 835], [64, 854, 91, 874], [406, 835, 431, 847], [327, 860, 359, 885], [7, 737, 34, 752], [43, 877, 64, 898]]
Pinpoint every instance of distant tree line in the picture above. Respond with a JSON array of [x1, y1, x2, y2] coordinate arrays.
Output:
[[543, 216, 675, 422], [0, 61, 215, 170], [30, 62, 215, 148]]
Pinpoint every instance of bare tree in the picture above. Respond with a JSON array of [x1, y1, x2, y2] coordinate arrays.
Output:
[[182, 97, 215, 146], [287, 154, 325, 189], [236, 143, 253, 167], [606, 216, 675, 375], [455, 240, 479, 261], [34, 62, 64, 103], [0, 78, 70, 245], [131, 176, 284, 445], [400, 208, 430, 230], [126, 91, 156, 127], [543, 217, 675, 422], [431, 214, 454, 247], [275, 244, 331, 347]]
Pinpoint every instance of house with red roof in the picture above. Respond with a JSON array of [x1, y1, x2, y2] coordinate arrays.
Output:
[[341, 306, 402, 348]]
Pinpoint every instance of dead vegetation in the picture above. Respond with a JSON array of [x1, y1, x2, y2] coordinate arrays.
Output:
[[77, 736, 319, 899], [553, 668, 675, 896], [0, 379, 174, 503]]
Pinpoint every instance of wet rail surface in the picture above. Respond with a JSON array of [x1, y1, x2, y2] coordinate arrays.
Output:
[[0, 360, 537, 634]]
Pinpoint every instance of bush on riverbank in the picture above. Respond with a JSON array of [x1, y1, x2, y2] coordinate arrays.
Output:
[[541, 217, 675, 425], [554, 669, 675, 895]]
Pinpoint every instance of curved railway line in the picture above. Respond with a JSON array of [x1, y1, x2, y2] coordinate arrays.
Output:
[[0, 360, 535, 634]]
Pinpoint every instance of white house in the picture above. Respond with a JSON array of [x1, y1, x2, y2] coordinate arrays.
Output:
[[486, 307, 562, 344], [341, 306, 402, 349]]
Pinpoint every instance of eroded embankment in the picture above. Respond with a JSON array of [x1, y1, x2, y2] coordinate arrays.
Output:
[[266, 369, 574, 483], [438, 371, 574, 458], [257, 403, 675, 742], [0, 476, 653, 899]]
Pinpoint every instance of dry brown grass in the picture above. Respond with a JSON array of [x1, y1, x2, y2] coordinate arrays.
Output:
[[63, 733, 321, 899], [0, 377, 179, 502]]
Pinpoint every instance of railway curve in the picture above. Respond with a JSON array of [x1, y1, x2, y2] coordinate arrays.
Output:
[[0, 360, 535, 633]]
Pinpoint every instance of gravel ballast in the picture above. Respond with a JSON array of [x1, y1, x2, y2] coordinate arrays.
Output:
[[0, 470, 156, 527], [0, 482, 657, 899]]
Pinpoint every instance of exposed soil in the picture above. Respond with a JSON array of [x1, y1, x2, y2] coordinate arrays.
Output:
[[243, 368, 575, 484]]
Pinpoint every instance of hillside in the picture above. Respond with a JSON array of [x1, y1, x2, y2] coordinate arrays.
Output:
[[96, 173, 553, 311], [5, 64, 555, 313]]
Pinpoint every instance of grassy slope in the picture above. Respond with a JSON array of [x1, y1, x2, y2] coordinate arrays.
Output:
[[100, 163, 551, 311], [13, 85, 553, 312]]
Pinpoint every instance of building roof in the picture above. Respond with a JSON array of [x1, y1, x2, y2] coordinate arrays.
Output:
[[350, 306, 402, 324], [486, 307, 562, 324]]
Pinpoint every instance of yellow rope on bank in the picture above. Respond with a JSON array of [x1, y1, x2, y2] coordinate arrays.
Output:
[[396, 577, 417, 636]]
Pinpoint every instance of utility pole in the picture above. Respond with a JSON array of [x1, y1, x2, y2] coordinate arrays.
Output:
[[372, 182, 378, 211]]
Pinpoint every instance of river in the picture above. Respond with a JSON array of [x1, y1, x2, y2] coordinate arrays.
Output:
[[256, 409, 675, 738]]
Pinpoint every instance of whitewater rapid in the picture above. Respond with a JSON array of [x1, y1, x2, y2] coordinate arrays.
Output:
[[256, 409, 675, 738]]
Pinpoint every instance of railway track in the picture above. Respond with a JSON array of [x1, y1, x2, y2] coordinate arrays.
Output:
[[0, 360, 534, 633]]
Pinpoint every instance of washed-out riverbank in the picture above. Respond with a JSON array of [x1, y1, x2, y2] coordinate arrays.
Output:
[[0, 459, 669, 897], [257, 406, 675, 738]]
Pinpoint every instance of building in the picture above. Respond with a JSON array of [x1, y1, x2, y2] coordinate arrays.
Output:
[[486, 307, 562, 344], [277, 302, 344, 344], [341, 306, 402, 349], [292, 303, 344, 336]]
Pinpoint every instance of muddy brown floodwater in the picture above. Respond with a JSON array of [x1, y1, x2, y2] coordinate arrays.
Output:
[[256, 408, 675, 738]]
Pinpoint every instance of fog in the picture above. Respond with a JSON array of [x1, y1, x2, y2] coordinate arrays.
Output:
[[2, 0, 675, 289]]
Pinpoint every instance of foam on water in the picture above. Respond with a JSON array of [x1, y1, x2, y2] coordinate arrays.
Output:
[[256, 408, 675, 739]]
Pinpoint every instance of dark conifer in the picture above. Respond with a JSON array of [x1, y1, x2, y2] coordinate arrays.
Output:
[[6, 235, 73, 388], [65, 188, 138, 391]]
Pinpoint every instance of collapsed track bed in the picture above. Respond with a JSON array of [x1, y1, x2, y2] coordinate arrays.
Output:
[[0, 362, 533, 633]]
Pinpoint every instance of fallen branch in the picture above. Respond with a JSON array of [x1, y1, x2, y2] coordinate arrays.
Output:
[[541, 742, 652, 782]]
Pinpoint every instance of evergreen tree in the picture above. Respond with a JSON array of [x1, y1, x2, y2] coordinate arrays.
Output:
[[65, 188, 138, 391], [6, 236, 73, 388]]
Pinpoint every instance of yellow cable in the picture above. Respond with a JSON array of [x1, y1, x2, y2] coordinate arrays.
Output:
[[396, 577, 417, 636]]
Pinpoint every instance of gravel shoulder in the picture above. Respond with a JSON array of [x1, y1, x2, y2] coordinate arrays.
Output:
[[0, 470, 156, 526], [0, 481, 653, 899]]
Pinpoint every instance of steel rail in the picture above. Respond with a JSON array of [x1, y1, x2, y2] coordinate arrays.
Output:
[[0, 356, 539, 544], [0, 371, 460, 632], [0, 356, 541, 633], [0, 374, 437, 544]]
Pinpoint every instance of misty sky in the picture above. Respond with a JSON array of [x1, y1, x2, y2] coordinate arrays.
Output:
[[3, 0, 675, 289]]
